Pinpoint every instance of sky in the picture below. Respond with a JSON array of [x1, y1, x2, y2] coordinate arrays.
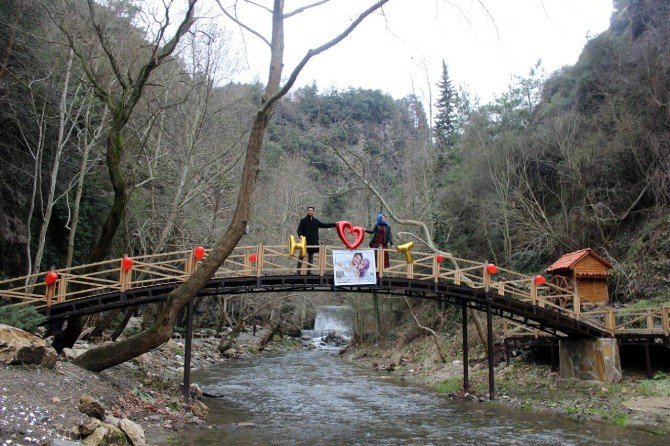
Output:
[[211, 0, 614, 106]]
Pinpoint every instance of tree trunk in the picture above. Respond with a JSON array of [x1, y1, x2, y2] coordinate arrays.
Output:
[[258, 322, 282, 352], [31, 49, 76, 280], [111, 308, 135, 341], [404, 297, 446, 363]]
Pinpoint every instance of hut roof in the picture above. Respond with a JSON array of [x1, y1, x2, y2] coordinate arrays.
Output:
[[545, 248, 612, 274]]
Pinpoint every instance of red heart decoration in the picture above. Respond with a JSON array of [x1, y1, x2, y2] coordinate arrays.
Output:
[[335, 221, 365, 250]]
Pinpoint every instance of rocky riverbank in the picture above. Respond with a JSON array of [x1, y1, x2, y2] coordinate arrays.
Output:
[[0, 323, 301, 446], [339, 330, 670, 437]]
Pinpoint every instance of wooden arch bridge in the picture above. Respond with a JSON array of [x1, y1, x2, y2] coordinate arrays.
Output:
[[1, 245, 668, 342]]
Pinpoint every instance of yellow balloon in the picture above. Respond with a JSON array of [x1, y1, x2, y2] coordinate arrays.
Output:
[[396, 241, 414, 264], [289, 235, 307, 258]]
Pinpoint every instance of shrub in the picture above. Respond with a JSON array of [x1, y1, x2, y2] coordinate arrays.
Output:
[[0, 305, 46, 333]]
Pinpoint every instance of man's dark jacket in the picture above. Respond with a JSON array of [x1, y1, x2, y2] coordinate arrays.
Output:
[[297, 216, 335, 252]]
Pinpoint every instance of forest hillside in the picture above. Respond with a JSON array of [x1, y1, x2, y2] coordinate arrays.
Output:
[[0, 0, 668, 314]]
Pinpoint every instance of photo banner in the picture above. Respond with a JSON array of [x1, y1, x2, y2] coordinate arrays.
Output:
[[333, 249, 377, 286]]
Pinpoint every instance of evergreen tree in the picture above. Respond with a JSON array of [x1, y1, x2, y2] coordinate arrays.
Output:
[[434, 60, 458, 150]]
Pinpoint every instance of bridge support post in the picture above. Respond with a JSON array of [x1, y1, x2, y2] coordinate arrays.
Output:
[[183, 298, 194, 400], [461, 303, 469, 393], [483, 267, 495, 401], [486, 297, 495, 400], [645, 341, 652, 379]]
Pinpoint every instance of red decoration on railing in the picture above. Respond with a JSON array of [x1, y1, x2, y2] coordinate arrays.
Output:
[[121, 256, 134, 272], [486, 263, 498, 275], [533, 275, 546, 285], [436, 254, 444, 263], [249, 253, 257, 263], [45, 271, 58, 286], [335, 221, 365, 250], [193, 246, 205, 260]]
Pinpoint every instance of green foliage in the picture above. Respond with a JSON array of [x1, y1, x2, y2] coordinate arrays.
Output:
[[0, 305, 46, 333], [432, 377, 462, 394], [132, 388, 156, 403], [639, 373, 670, 397], [166, 401, 181, 411]]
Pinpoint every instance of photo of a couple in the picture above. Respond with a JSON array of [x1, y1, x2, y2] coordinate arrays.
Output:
[[333, 249, 377, 286]]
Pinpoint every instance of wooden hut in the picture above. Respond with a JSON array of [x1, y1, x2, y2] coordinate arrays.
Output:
[[545, 248, 613, 305]]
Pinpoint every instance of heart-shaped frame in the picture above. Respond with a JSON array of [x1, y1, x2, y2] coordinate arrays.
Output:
[[335, 221, 365, 250]]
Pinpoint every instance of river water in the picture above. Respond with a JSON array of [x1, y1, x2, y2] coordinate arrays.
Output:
[[167, 349, 665, 446]]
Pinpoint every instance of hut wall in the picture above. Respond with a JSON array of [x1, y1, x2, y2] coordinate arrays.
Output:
[[574, 256, 608, 275], [576, 278, 609, 304]]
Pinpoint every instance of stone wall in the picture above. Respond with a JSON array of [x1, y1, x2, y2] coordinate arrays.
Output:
[[559, 338, 622, 382]]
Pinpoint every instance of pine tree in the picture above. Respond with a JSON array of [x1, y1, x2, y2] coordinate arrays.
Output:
[[434, 60, 458, 151]]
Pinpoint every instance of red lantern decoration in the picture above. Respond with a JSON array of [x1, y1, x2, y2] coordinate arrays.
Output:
[[121, 256, 134, 272], [249, 253, 257, 263], [45, 271, 58, 286], [436, 254, 444, 263], [486, 263, 498, 275], [193, 246, 205, 260], [533, 275, 546, 285]]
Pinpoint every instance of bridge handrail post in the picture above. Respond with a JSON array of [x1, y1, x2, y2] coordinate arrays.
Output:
[[57, 277, 68, 303], [377, 248, 384, 278], [255, 244, 263, 277], [119, 261, 132, 292], [572, 292, 581, 319], [647, 311, 654, 331], [606, 309, 616, 335], [318, 245, 326, 277], [662, 305, 669, 336], [482, 265, 490, 292], [45, 282, 55, 308], [432, 255, 439, 283], [530, 279, 538, 306], [184, 253, 193, 276]]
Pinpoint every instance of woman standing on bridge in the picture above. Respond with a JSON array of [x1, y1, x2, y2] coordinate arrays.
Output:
[[366, 214, 393, 268]]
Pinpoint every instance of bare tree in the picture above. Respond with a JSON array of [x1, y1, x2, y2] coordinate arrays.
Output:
[[73, 0, 391, 372]]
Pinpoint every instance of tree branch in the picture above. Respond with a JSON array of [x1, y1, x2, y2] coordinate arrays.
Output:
[[215, 0, 271, 47], [261, 0, 389, 114], [284, 0, 333, 18]]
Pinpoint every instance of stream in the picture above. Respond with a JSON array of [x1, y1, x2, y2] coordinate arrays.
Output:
[[164, 348, 665, 445]]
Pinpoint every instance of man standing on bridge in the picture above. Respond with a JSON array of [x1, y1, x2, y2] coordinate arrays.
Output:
[[297, 206, 336, 273]]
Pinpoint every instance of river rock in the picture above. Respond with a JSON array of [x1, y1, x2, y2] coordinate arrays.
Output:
[[119, 418, 145, 446], [62, 348, 88, 360], [79, 395, 106, 420], [190, 400, 209, 418], [189, 383, 203, 400], [0, 324, 57, 368], [82, 423, 129, 446], [78, 417, 102, 436]]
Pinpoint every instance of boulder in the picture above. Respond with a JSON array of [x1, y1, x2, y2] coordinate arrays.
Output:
[[78, 417, 102, 437], [190, 400, 209, 418], [189, 383, 203, 400], [62, 348, 88, 360], [79, 395, 106, 420], [0, 323, 57, 368], [82, 423, 129, 446], [119, 418, 145, 446]]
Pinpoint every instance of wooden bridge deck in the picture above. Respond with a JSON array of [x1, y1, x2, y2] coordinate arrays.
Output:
[[0, 245, 668, 339]]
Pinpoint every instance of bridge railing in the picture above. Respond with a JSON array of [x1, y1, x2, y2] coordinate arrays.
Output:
[[1, 244, 668, 338]]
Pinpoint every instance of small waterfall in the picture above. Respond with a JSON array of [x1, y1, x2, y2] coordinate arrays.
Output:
[[301, 305, 354, 342]]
